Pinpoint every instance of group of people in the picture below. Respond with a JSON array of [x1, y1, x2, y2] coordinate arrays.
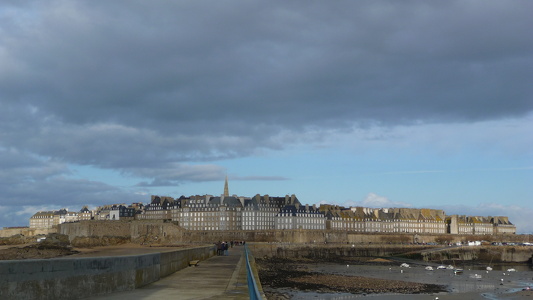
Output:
[[215, 240, 246, 256]]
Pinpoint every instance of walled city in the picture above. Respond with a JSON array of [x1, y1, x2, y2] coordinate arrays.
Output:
[[26, 178, 516, 238]]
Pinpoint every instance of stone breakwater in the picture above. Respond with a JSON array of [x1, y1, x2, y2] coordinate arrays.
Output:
[[257, 257, 446, 297], [0, 245, 215, 300]]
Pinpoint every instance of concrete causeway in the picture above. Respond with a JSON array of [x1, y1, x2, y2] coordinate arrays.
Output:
[[89, 245, 251, 300]]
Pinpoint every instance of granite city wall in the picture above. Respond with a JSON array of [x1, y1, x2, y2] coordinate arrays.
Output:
[[247, 243, 533, 264], [247, 243, 433, 259], [0, 227, 55, 238], [59, 221, 523, 246], [419, 245, 533, 263], [0, 245, 214, 300]]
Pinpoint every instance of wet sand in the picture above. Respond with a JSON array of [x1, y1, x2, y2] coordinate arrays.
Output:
[[279, 290, 533, 300], [258, 258, 533, 300]]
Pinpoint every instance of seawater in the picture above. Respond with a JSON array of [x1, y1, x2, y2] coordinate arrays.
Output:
[[266, 262, 533, 300]]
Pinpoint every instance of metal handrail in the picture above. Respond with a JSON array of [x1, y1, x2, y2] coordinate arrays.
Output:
[[244, 244, 263, 300]]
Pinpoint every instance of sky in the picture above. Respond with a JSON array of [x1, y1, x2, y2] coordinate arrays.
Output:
[[1, 1, 532, 233]]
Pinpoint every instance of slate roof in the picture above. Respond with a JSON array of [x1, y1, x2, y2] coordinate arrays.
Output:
[[277, 204, 321, 216], [208, 196, 243, 207]]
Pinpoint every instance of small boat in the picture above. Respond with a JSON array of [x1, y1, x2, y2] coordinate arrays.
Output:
[[446, 265, 454, 269], [400, 263, 410, 268], [437, 265, 447, 269], [454, 269, 463, 275], [507, 268, 516, 272], [487, 256, 494, 272], [425, 266, 434, 271]]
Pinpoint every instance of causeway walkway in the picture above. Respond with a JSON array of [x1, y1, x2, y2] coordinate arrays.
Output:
[[89, 246, 251, 300]]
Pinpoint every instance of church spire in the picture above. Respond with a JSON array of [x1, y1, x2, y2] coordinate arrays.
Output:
[[223, 175, 229, 197]]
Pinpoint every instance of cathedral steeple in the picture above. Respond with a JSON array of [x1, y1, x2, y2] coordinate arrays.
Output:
[[223, 175, 229, 197]]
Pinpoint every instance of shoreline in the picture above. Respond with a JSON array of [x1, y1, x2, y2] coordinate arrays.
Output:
[[257, 257, 446, 296], [256, 257, 533, 299]]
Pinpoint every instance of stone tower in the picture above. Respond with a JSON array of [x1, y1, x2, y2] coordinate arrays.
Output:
[[223, 175, 229, 197]]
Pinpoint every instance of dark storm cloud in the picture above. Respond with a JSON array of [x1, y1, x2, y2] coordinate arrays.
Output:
[[0, 143, 145, 226], [132, 165, 289, 187], [0, 0, 532, 201], [3, 1, 532, 131], [0, 148, 143, 207], [133, 163, 226, 187], [0, 148, 68, 183]]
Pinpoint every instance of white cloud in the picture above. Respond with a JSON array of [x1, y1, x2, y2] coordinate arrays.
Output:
[[343, 193, 413, 208]]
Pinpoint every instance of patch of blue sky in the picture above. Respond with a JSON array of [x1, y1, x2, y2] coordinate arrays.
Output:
[[213, 145, 532, 209]]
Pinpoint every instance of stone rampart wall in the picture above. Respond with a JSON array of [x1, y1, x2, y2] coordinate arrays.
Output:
[[58, 221, 524, 245], [247, 243, 533, 264], [59, 221, 131, 239], [248, 243, 430, 259], [420, 246, 533, 263], [0, 227, 55, 238], [0, 246, 214, 300]]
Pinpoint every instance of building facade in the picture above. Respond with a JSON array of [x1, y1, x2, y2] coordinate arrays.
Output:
[[447, 215, 515, 235], [29, 209, 75, 229]]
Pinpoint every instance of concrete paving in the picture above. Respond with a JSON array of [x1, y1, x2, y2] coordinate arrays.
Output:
[[88, 246, 250, 300]]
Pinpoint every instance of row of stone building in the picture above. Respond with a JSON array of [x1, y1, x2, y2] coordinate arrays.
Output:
[[28, 204, 137, 229], [323, 205, 515, 235], [29, 209, 79, 229], [29, 193, 516, 235], [141, 194, 324, 231]]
